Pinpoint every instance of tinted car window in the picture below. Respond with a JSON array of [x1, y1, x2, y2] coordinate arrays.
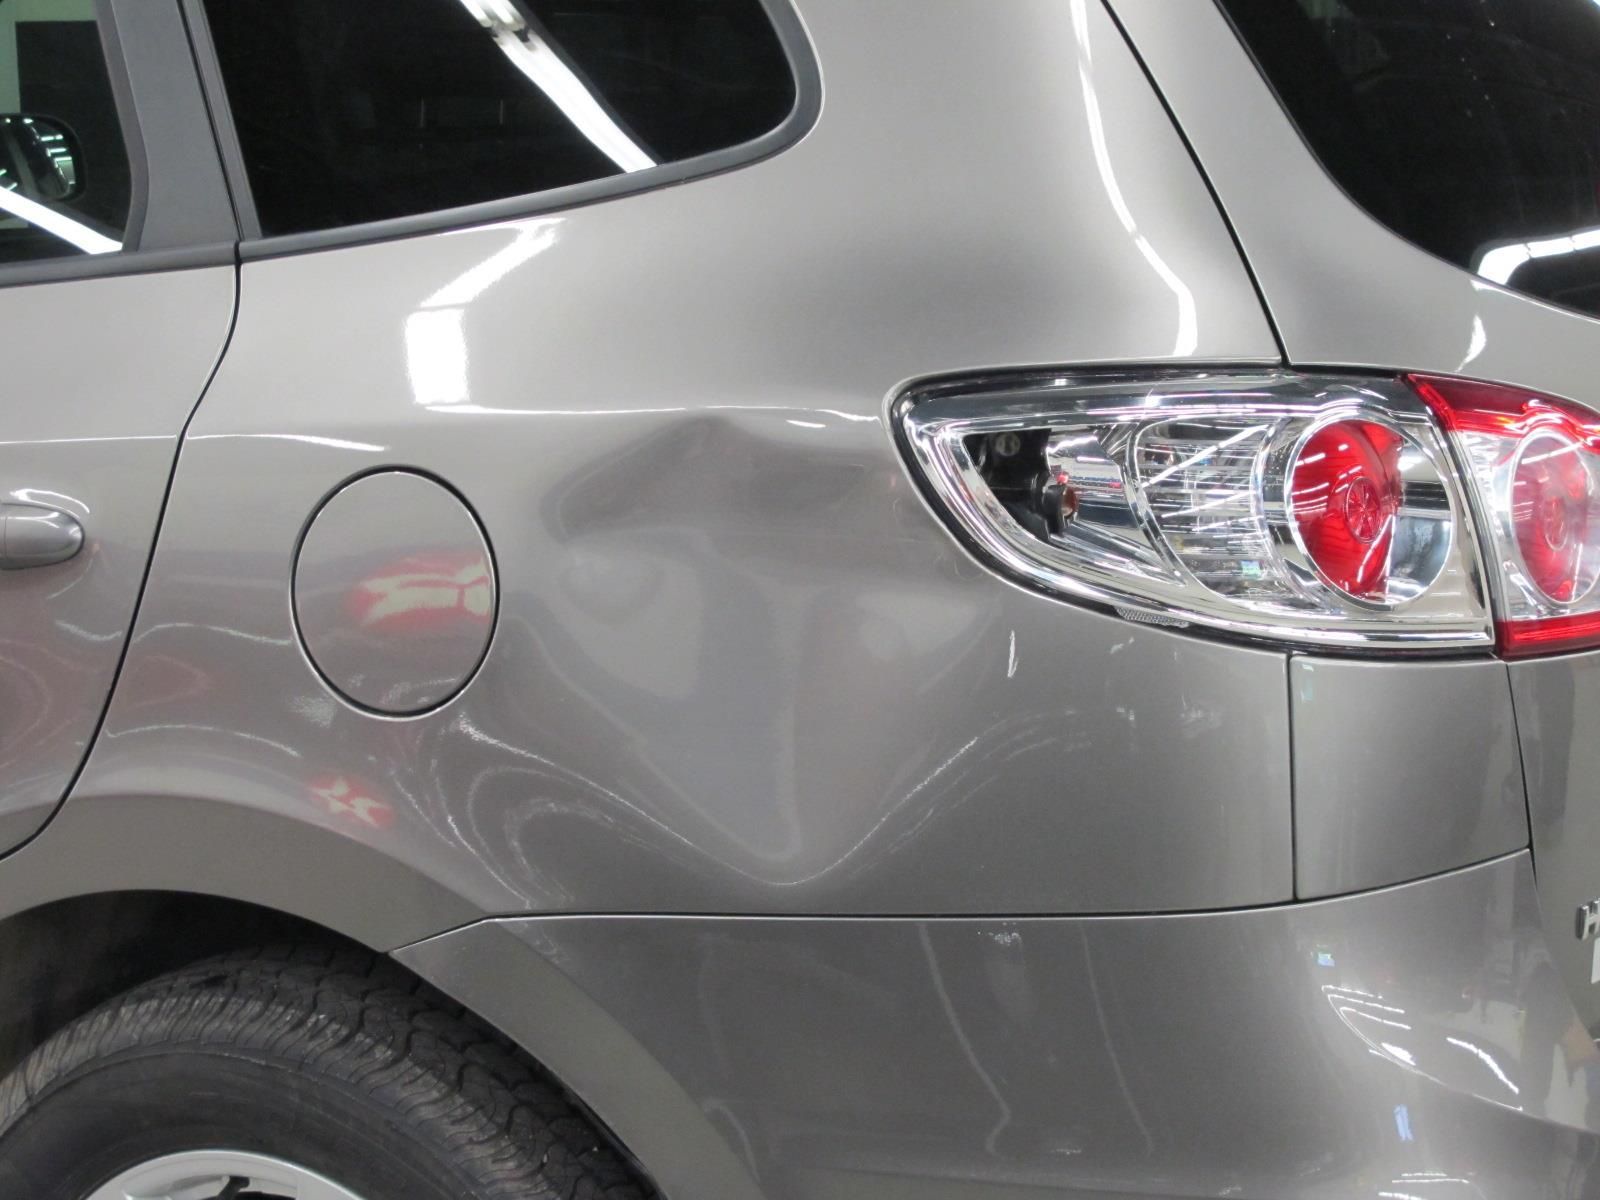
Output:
[[1217, 0, 1600, 319], [0, 2, 131, 264], [201, 0, 798, 237]]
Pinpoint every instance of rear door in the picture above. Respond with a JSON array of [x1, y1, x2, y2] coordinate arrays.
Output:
[[0, 0, 235, 849]]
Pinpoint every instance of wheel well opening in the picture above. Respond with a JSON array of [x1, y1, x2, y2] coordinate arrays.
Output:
[[0, 890, 661, 1196], [0, 891, 358, 1078]]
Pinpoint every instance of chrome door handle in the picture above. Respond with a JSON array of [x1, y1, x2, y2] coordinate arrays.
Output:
[[0, 504, 83, 569]]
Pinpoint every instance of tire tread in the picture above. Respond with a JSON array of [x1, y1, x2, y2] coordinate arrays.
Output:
[[0, 942, 652, 1200]]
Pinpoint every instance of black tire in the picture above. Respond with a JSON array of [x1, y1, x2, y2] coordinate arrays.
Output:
[[0, 943, 651, 1200]]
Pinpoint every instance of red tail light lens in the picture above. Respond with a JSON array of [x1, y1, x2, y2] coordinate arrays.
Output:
[[1512, 431, 1591, 602], [1410, 374, 1600, 657], [1288, 420, 1403, 600]]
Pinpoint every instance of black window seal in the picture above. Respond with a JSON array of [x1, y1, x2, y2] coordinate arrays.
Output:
[[0, 0, 238, 292], [0, 241, 234, 291], [180, 0, 822, 261]]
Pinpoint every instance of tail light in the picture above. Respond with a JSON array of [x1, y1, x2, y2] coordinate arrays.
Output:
[[896, 372, 1488, 651], [898, 369, 1600, 657], [1410, 374, 1600, 657]]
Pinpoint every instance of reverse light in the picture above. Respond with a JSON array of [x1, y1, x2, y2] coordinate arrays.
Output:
[[1410, 374, 1600, 657], [896, 372, 1489, 652]]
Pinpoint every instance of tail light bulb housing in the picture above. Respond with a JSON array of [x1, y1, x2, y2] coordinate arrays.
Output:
[[898, 368, 1600, 658], [897, 372, 1489, 652]]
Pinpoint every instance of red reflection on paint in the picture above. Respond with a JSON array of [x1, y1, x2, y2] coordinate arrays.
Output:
[[344, 552, 492, 633], [307, 772, 394, 830]]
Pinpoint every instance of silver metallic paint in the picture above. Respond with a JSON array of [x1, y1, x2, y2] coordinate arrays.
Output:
[[0, 505, 84, 570], [293, 470, 496, 715], [1290, 656, 1528, 899], [1106, 0, 1600, 1034], [1509, 648, 1600, 1036], [400, 853, 1599, 1200], [72, 0, 1293, 917], [0, 266, 234, 853], [0, 792, 476, 951], [3, 5, 1579, 1199]]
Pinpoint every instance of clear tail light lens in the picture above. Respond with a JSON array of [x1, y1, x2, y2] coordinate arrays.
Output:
[[895, 371, 1493, 652], [1409, 374, 1600, 657]]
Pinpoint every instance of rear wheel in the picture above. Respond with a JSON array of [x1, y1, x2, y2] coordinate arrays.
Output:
[[87, 1150, 365, 1199], [0, 944, 647, 1200]]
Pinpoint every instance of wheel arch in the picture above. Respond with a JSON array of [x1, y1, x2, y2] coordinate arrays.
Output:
[[0, 794, 752, 1200], [0, 791, 479, 951]]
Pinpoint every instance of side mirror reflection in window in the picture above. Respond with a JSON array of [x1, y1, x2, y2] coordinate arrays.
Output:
[[0, 114, 85, 204], [0, 112, 119, 257]]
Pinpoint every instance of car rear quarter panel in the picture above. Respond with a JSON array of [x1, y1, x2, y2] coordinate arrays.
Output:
[[65, 0, 1292, 922], [1107, 0, 1600, 1007], [1290, 657, 1526, 900], [401, 853, 1600, 1200], [1509, 650, 1600, 1035]]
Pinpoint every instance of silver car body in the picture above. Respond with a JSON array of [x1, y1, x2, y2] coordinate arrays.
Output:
[[0, 1, 1596, 1196]]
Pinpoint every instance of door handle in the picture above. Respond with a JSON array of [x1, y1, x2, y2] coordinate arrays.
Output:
[[0, 504, 83, 569]]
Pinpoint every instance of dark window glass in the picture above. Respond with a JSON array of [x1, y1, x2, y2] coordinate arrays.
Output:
[[0, 5, 132, 264], [1217, 0, 1600, 319], [201, 0, 797, 237]]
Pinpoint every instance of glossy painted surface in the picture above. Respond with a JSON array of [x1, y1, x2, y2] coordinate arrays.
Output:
[[0, 266, 234, 853], [293, 470, 496, 715], [72, 0, 1292, 916], [1509, 648, 1600, 1037], [400, 852, 1600, 1200], [1109, 0, 1600, 1032], [0, 787, 476, 951], [4, 4, 1595, 1200], [1291, 656, 1528, 899], [0, 505, 84, 570]]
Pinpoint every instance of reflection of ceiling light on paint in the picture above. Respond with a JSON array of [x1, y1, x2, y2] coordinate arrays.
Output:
[[405, 222, 559, 408], [1476, 224, 1600, 286], [1393, 1105, 1413, 1143], [455, 0, 654, 173], [422, 221, 557, 309], [0, 187, 119, 254]]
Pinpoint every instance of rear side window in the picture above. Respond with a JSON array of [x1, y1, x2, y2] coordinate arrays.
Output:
[[1217, 0, 1600, 319], [0, 1, 132, 264], [200, 0, 799, 238]]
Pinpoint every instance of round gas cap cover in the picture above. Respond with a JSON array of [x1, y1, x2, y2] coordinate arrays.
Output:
[[294, 471, 495, 715]]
